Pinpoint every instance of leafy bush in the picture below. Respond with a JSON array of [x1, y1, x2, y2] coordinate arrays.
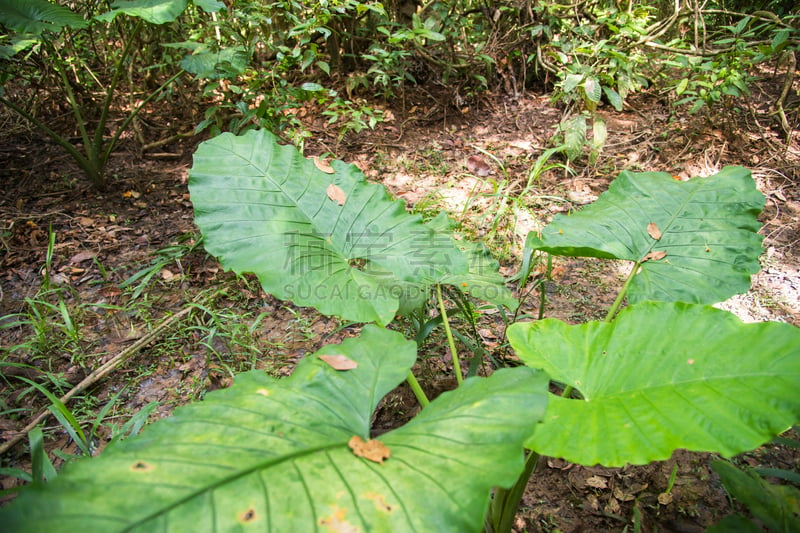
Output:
[[0, 0, 208, 189], [2, 130, 798, 532]]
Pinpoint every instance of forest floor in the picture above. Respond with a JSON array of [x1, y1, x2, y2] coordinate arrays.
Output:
[[1, 72, 799, 532]]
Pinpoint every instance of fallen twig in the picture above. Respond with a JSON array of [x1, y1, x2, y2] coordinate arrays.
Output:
[[0, 306, 193, 456]]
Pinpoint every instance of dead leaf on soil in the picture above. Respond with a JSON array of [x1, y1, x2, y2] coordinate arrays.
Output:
[[643, 250, 667, 262], [327, 184, 347, 206], [613, 487, 636, 502], [69, 250, 95, 264], [604, 496, 621, 514], [315, 156, 335, 174], [466, 155, 491, 177], [319, 354, 358, 370], [547, 457, 574, 470], [477, 328, 496, 339], [348, 435, 391, 463], [586, 475, 608, 489], [647, 222, 662, 240]]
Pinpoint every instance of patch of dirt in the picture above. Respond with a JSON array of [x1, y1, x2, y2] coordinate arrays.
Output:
[[1, 72, 799, 531]]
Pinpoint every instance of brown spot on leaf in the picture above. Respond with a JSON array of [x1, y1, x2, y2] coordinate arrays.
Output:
[[314, 156, 335, 174], [348, 435, 391, 463], [647, 222, 662, 240], [327, 184, 346, 206], [643, 250, 667, 262], [364, 492, 395, 513], [130, 461, 154, 472], [319, 506, 361, 533], [239, 508, 257, 523], [319, 354, 358, 371]]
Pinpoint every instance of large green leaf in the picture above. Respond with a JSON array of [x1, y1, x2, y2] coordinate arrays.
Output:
[[508, 302, 800, 467], [527, 166, 764, 304], [0, 0, 88, 34], [189, 129, 474, 325], [95, 0, 187, 24], [1, 326, 549, 532], [180, 45, 248, 79]]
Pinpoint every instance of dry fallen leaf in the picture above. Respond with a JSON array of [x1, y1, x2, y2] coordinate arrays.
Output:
[[643, 250, 667, 262], [647, 222, 662, 240], [314, 156, 335, 174], [586, 475, 608, 489], [69, 251, 95, 264], [318, 354, 358, 371], [466, 155, 491, 177], [327, 183, 347, 206], [348, 435, 391, 463]]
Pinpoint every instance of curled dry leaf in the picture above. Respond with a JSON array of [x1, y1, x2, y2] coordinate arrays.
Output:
[[318, 354, 358, 371], [326, 183, 347, 206], [643, 250, 667, 262], [466, 155, 491, 177], [647, 222, 662, 240], [585, 475, 608, 489], [314, 156, 335, 174], [348, 435, 391, 463]]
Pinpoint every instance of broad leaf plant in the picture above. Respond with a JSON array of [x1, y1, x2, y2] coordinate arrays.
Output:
[[3, 129, 798, 532]]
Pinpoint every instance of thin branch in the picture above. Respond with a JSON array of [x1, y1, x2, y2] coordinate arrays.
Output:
[[0, 307, 193, 456]]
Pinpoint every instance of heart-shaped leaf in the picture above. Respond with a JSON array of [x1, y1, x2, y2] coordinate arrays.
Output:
[[189, 129, 472, 325], [508, 302, 800, 466], [0, 0, 88, 34], [1, 326, 549, 532], [527, 166, 764, 304]]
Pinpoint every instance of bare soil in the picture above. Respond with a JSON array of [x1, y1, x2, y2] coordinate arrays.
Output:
[[1, 73, 799, 532]]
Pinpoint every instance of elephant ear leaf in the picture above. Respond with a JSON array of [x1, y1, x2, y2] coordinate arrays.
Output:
[[95, 0, 188, 24], [508, 302, 800, 467], [527, 166, 764, 304], [189, 129, 471, 325], [0, 0, 88, 34], [0, 326, 549, 533]]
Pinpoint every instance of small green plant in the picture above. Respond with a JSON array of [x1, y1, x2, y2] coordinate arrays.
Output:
[[2, 132, 798, 532], [710, 459, 800, 532]]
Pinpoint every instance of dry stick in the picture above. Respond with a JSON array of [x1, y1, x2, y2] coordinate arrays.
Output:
[[0, 306, 193, 456]]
